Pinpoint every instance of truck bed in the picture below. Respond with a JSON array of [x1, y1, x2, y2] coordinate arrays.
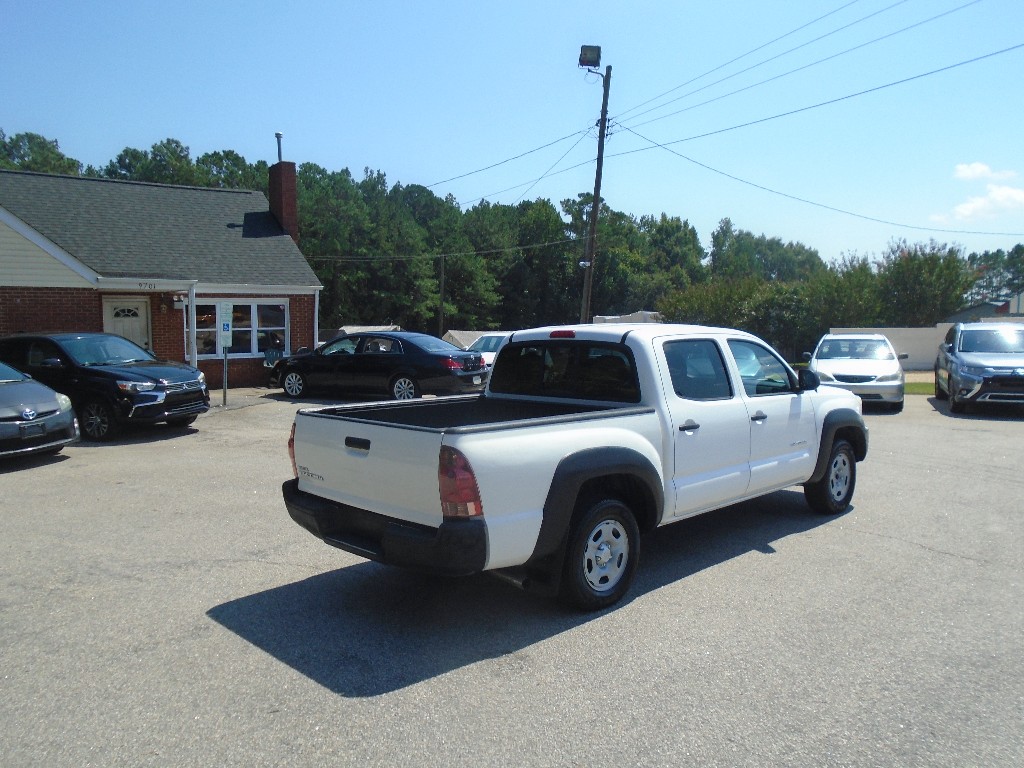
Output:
[[298, 394, 652, 433]]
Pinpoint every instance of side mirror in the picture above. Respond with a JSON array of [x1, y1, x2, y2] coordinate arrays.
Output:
[[40, 357, 64, 368], [802, 351, 812, 361], [297, 346, 310, 355], [798, 368, 820, 391], [897, 353, 908, 360]]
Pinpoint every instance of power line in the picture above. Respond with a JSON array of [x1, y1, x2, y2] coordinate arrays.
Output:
[[306, 236, 584, 264], [614, 0, 872, 121], [459, 42, 1024, 209], [622, 0, 983, 131], [425, 129, 588, 189], [621, 124, 1024, 239]]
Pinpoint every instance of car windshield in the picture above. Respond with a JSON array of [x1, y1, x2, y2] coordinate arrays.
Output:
[[0, 361, 28, 382], [959, 328, 1024, 354], [61, 336, 156, 366], [816, 339, 894, 360]]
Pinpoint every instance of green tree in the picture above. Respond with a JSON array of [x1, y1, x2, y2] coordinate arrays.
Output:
[[1, 130, 82, 174], [876, 240, 974, 326]]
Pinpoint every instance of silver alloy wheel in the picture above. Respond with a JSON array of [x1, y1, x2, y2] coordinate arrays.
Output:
[[827, 450, 852, 502], [582, 518, 630, 592], [283, 371, 305, 397], [392, 376, 417, 400]]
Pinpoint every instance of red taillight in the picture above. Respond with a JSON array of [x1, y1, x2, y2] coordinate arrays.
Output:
[[438, 446, 482, 518], [288, 422, 298, 479], [549, 330, 576, 338], [442, 357, 464, 371]]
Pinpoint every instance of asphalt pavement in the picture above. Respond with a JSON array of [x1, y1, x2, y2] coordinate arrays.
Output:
[[1, 389, 1021, 767]]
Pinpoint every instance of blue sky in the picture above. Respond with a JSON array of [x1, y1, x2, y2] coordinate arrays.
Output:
[[3, 0, 1023, 262]]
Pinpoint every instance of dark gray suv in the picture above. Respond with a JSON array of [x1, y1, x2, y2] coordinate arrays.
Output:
[[934, 322, 1024, 413], [0, 333, 209, 440]]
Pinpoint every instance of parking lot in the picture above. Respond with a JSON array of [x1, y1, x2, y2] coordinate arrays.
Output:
[[1, 389, 1021, 767]]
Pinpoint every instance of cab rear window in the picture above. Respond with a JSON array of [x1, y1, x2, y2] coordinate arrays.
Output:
[[489, 341, 640, 402]]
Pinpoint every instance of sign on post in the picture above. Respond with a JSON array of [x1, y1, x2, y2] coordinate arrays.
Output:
[[219, 302, 233, 406]]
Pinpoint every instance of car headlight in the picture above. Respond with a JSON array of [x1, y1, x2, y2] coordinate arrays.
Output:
[[875, 372, 903, 383], [117, 380, 157, 393], [55, 393, 73, 412], [957, 364, 986, 378], [197, 372, 206, 385], [816, 371, 836, 382]]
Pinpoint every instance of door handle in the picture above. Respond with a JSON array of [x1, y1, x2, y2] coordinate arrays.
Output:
[[750, 411, 768, 423], [678, 420, 700, 432]]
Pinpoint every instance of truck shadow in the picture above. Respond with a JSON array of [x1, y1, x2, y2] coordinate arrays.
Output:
[[207, 489, 839, 697]]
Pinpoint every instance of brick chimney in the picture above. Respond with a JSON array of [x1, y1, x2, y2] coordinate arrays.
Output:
[[268, 160, 298, 243]]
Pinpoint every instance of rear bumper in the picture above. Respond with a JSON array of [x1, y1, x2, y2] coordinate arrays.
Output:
[[282, 479, 487, 574]]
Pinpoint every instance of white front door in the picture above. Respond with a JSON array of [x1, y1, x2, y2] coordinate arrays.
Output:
[[102, 297, 152, 350]]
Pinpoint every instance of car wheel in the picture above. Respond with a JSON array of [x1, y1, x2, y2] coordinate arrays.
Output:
[[166, 415, 198, 428], [282, 371, 307, 398], [560, 499, 640, 611], [934, 368, 947, 400], [79, 399, 120, 441], [391, 375, 419, 400], [949, 394, 965, 414], [804, 439, 856, 515]]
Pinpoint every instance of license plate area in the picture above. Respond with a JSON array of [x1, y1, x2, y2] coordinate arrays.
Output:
[[20, 423, 46, 439]]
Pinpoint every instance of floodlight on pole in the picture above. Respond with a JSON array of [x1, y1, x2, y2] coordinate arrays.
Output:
[[577, 46, 611, 324]]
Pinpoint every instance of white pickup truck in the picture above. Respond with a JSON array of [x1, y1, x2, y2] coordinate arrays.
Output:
[[283, 324, 868, 610]]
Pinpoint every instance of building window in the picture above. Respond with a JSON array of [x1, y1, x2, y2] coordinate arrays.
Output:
[[191, 300, 289, 358]]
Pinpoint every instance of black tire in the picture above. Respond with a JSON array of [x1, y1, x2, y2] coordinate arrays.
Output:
[[559, 499, 640, 611], [891, 400, 904, 414], [949, 395, 965, 414], [282, 370, 307, 398], [391, 375, 419, 400], [934, 368, 947, 400], [804, 439, 856, 515], [166, 415, 198, 428], [79, 399, 120, 441]]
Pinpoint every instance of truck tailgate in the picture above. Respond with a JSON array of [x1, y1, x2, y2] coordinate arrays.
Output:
[[292, 410, 445, 528]]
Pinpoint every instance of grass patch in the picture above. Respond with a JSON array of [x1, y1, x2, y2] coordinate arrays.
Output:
[[906, 381, 933, 396]]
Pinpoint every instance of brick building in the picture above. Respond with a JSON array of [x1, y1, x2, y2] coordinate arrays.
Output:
[[0, 164, 321, 387]]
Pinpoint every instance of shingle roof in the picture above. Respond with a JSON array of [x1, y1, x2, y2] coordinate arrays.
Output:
[[0, 170, 321, 287]]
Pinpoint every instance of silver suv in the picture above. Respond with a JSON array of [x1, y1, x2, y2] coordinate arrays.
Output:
[[934, 322, 1024, 413]]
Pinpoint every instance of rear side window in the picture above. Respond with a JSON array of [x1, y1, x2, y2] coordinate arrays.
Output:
[[663, 339, 732, 400], [490, 341, 640, 402]]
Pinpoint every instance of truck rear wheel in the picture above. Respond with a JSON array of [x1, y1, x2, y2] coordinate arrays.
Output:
[[804, 439, 856, 514], [560, 499, 639, 611]]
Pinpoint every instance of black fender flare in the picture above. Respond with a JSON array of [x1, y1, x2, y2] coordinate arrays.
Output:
[[529, 446, 664, 568], [806, 408, 868, 484]]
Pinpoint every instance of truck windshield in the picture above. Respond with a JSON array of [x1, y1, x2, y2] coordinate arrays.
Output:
[[489, 341, 640, 403]]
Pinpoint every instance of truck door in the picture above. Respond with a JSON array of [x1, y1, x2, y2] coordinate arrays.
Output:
[[661, 339, 752, 518], [726, 339, 817, 495]]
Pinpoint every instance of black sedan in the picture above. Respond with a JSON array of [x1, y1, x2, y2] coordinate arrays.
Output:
[[0, 333, 209, 440], [270, 332, 488, 399], [0, 361, 80, 458]]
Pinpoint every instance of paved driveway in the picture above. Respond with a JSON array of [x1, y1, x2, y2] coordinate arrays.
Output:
[[1, 392, 1021, 767]]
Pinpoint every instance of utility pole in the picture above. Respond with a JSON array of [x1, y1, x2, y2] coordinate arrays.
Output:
[[579, 54, 611, 324]]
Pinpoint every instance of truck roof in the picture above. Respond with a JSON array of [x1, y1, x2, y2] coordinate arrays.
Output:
[[508, 323, 763, 344]]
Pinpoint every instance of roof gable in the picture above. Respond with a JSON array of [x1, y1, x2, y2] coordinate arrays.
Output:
[[0, 170, 320, 288]]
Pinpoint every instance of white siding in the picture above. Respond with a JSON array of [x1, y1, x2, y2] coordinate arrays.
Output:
[[0, 221, 94, 288]]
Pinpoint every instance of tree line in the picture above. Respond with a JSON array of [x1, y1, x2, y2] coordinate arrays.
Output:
[[4, 129, 1022, 356]]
